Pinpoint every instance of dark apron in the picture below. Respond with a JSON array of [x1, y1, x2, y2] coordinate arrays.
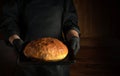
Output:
[[14, 0, 70, 76], [14, 64, 70, 76]]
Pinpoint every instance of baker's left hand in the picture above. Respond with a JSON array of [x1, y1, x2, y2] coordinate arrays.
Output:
[[68, 36, 80, 56]]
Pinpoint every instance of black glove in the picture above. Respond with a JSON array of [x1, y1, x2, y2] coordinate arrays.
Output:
[[12, 39, 24, 53], [68, 36, 80, 56]]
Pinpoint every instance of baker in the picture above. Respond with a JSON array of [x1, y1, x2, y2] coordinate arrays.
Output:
[[0, 0, 80, 76]]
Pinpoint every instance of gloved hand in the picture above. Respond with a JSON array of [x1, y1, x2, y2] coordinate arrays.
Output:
[[67, 36, 80, 56], [12, 39, 24, 53]]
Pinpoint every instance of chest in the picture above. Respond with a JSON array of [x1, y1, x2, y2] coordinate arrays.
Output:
[[21, 0, 64, 13]]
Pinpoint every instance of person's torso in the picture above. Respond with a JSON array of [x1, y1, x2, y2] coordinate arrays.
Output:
[[18, 0, 65, 41]]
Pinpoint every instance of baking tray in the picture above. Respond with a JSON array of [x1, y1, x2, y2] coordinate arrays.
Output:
[[17, 48, 76, 65]]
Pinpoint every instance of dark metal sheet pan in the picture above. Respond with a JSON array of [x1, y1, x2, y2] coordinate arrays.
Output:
[[17, 49, 76, 65]]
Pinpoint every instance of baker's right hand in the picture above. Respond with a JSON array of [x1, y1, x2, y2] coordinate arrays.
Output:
[[12, 39, 24, 53]]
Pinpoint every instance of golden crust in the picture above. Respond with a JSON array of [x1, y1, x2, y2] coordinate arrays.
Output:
[[23, 37, 68, 61]]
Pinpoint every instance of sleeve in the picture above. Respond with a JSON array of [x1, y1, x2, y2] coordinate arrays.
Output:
[[0, 1, 20, 40], [63, 0, 80, 36]]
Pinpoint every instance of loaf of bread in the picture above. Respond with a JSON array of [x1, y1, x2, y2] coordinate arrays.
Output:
[[23, 37, 68, 61]]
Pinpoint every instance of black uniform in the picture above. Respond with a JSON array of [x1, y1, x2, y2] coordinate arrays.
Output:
[[0, 0, 79, 76], [1, 0, 78, 41]]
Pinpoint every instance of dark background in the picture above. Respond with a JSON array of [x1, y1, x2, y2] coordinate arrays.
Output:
[[0, 0, 120, 76]]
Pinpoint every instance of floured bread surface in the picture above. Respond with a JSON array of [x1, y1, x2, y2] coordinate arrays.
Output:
[[23, 37, 68, 61]]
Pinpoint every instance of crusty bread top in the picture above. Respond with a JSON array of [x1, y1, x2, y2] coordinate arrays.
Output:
[[23, 37, 68, 61]]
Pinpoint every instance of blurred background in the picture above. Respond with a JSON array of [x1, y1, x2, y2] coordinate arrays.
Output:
[[0, 0, 120, 76]]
